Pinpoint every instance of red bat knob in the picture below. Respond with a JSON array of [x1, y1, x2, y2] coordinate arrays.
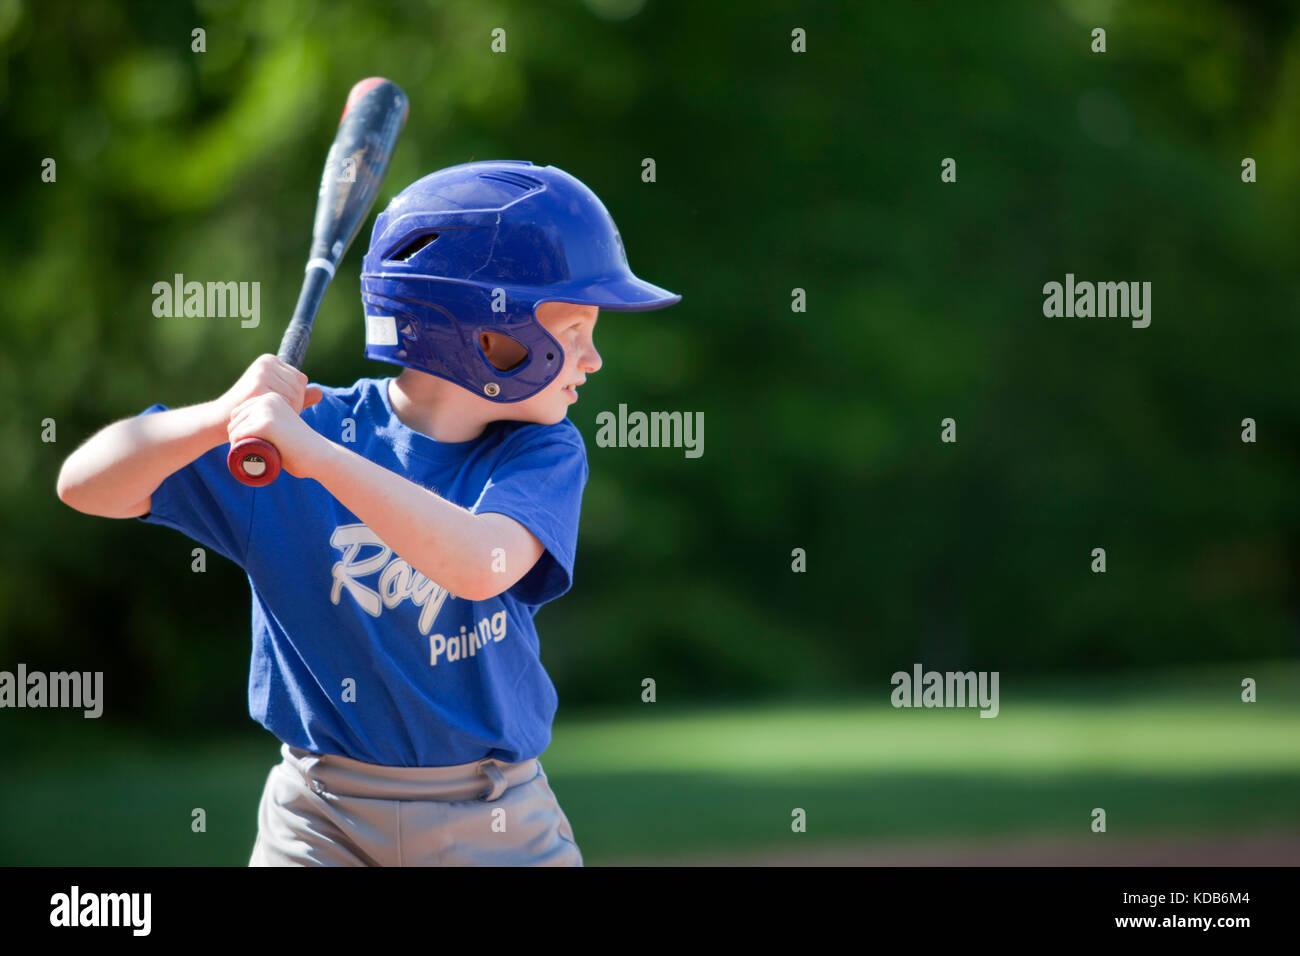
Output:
[[227, 438, 282, 487]]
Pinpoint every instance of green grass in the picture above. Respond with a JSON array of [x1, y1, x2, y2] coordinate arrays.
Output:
[[2, 661, 1297, 865]]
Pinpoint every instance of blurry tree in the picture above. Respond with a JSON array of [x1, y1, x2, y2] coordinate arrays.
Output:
[[1, 0, 1298, 732]]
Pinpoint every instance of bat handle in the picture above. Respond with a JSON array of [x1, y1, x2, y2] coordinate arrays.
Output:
[[225, 266, 327, 487], [228, 439, 282, 486]]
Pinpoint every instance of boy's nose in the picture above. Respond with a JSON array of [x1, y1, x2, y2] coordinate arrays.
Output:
[[581, 343, 602, 374]]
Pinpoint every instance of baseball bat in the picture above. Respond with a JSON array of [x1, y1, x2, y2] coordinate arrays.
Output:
[[227, 77, 408, 486]]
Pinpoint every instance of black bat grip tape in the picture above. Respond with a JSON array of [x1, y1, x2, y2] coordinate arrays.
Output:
[[277, 266, 332, 369]]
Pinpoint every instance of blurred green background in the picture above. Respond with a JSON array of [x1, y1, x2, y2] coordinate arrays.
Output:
[[2, 0, 1297, 864]]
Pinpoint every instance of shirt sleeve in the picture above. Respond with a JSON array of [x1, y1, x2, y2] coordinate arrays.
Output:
[[476, 425, 589, 607], [134, 403, 257, 567]]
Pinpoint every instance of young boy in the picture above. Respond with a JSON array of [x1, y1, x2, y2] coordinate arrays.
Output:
[[55, 160, 681, 866]]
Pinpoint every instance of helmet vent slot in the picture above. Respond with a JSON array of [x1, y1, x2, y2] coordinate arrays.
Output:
[[477, 171, 543, 193], [388, 232, 439, 261]]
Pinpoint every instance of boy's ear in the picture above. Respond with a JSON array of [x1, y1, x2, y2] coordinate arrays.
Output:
[[479, 331, 529, 372]]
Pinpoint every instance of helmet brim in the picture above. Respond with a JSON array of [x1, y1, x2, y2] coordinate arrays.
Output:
[[531, 274, 681, 312]]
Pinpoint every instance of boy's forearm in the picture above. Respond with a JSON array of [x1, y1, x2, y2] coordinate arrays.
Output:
[[57, 402, 229, 516], [309, 440, 493, 600]]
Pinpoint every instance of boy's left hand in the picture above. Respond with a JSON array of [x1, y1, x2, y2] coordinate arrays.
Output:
[[227, 388, 326, 479]]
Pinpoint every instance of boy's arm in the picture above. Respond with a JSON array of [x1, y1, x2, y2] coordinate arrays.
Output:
[[313, 442, 544, 602], [56, 355, 320, 519], [56, 402, 230, 518], [225, 390, 545, 602]]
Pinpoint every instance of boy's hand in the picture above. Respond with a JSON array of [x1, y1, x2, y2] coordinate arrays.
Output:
[[227, 392, 328, 479], [215, 354, 322, 424]]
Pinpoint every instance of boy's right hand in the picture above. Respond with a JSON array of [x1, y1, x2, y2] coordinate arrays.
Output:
[[214, 354, 323, 427]]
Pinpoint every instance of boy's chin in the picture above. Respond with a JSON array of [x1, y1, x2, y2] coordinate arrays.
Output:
[[497, 400, 567, 426]]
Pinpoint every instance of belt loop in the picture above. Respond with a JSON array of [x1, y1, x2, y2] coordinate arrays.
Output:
[[478, 759, 508, 801], [288, 745, 325, 794]]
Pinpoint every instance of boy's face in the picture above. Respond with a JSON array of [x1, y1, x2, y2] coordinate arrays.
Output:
[[479, 301, 602, 426]]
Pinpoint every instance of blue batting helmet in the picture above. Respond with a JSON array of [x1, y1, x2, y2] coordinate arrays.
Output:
[[359, 160, 681, 402]]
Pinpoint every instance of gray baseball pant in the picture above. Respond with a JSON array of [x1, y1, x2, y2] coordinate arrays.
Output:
[[249, 742, 583, 867]]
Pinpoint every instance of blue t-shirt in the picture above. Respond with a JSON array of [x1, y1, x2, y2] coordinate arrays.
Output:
[[137, 377, 588, 767]]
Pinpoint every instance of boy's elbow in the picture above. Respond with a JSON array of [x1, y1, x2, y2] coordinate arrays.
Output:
[[56, 479, 98, 516], [56, 464, 147, 519], [460, 577, 505, 603], [460, 562, 526, 602], [56, 465, 84, 510], [463, 565, 539, 602], [56, 460, 99, 514]]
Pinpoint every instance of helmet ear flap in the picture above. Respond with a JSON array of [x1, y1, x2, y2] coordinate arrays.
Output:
[[478, 330, 529, 372]]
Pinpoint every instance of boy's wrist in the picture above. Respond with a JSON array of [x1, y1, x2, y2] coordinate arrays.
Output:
[[300, 435, 344, 484], [197, 400, 235, 448]]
